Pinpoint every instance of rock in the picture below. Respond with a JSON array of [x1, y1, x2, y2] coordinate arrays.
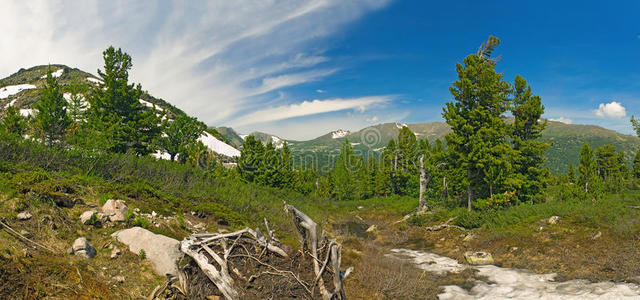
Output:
[[509, 246, 519, 252], [22, 248, 32, 258], [536, 226, 544, 232], [19, 230, 31, 238], [547, 216, 560, 225], [17, 211, 32, 220], [365, 225, 377, 233], [80, 210, 96, 225], [102, 200, 128, 222], [71, 237, 96, 259], [110, 247, 122, 259], [111, 227, 182, 276], [592, 231, 602, 240], [357, 206, 364, 210], [464, 251, 494, 265], [114, 275, 125, 284], [151, 211, 157, 218]]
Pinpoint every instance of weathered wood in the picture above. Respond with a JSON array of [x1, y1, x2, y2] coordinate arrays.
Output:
[[181, 237, 238, 300], [424, 217, 466, 232], [419, 155, 427, 212]]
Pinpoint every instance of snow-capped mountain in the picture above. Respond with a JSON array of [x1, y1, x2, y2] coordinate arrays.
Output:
[[331, 129, 350, 139]]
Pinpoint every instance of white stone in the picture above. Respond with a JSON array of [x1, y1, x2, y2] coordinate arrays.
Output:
[[111, 227, 182, 276], [80, 210, 96, 225], [17, 211, 32, 220], [72, 237, 96, 258], [102, 199, 128, 222]]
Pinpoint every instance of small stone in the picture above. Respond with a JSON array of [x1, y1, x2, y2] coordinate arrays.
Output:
[[592, 231, 602, 240], [80, 211, 96, 225], [205, 296, 221, 300], [509, 246, 519, 252], [357, 206, 364, 210], [71, 237, 96, 259], [110, 247, 122, 259], [101, 199, 128, 222], [547, 216, 560, 225], [22, 248, 32, 258], [537, 226, 544, 232], [151, 211, 157, 218], [17, 211, 32, 220], [20, 230, 31, 238], [365, 225, 377, 233], [462, 234, 474, 242], [114, 275, 125, 284], [464, 251, 494, 265]]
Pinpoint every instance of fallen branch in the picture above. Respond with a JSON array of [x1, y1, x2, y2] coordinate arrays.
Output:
[[0, 220, 55, 253], [424, 217, 466, 232]]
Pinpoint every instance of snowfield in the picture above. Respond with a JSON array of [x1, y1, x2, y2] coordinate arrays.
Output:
[[198, 132, 241, 157], [0, 84, 36, 99]]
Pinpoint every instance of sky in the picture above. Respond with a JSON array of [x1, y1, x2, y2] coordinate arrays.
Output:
[[1, 0, 639, 140]]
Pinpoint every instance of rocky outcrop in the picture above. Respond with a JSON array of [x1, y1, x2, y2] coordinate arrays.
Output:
[[102, 199, 128, 222], [71, 237, 96, 259], [111, 227, 182, 276]]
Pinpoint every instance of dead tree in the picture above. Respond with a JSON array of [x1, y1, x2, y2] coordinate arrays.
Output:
[[285, 204, 352, 300], [177, 204, 351, 300]]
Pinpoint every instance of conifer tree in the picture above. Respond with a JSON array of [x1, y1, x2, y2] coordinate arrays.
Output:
[[442, 36, 511, 211], [332, 140, 360, 200], [156, 114, 206, 161], [577, 142, 596, 193], [238, 135, 264, 182], [66, 80, 89, 122], [1, 105, 26, 136], [511, 75, 549, 203], [34, 67, 72, 146], [86, 46, 160, 155], [567, 163, 576, 184]]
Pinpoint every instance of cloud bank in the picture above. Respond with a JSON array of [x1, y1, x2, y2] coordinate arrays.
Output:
[[0, 0, 392, 139]]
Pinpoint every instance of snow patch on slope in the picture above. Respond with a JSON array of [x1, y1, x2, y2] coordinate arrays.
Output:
[[19, 109, 36, 117], [0, 84, 36, 99], [395, 122, 408, 129], [140, 99, 163, 111], [86, 77, 103, 85], [198, 132, 241, 157], [41, 69, 64, 79], [331, 129, 350, 139], [5, 99, 17, 108]]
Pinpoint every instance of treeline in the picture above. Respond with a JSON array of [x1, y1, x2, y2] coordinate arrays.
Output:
[[0, 47, 218, 169]]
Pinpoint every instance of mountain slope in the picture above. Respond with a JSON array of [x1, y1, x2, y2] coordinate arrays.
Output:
[[0, 65, 240, 158]]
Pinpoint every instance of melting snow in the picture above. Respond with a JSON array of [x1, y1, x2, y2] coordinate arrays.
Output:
[[395, 123, 408, 129], [5, 99, 17, 108], [0, 84, 36, 99], [388, 248, 640, 300], [86, 77, 103, 85], [40, 69, 64, 78], [239, 134, 248, 140], [331, 129, 350, 139], [19, 109, 35, 117], [152, 151, 172, 160], [198, 132, 241, 157], [140, 99, 163, 111]]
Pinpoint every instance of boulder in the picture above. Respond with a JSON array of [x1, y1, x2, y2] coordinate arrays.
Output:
[[80, 211, 96, 225], [102, 200, 128, 222], [464, 251, 494, 265], [17, 211, 32, 220], [71, 237, 96, 259], [111, 227, 182, 276], [547, 216, 560, 225]]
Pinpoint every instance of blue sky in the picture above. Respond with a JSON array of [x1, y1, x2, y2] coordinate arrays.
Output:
[[1, 1, 639, 139]]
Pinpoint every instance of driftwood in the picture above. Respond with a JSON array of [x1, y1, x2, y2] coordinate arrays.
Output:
[[177, 204, 351, 300]]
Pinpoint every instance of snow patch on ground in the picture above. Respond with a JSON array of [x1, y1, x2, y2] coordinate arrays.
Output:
[[198, 132, 241, 157], [388, 248, 640, 299], [5, 99, 17, 108], [0, 84, 36, 99], [331, 129, 350, 139], [19, 109, 36, 117], [86, 77, 103, 85], [41, 69, 64, 79], [239, 134, 248, 140], [395, 122, 408, 129], [151, 151, 172, 160], [140, 99, 164, 111]]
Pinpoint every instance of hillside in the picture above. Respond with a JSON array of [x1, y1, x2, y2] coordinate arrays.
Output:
[[0, 65, 240, 158], [219, 121, 640, 174]]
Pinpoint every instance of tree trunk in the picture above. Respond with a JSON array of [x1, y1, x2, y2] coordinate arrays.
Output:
[[419, 155, 427, 212], [467, 169, 474, 211], [489, 182, 493, 198]]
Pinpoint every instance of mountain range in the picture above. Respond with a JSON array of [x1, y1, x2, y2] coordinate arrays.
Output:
[[2, 65, 638, 174]]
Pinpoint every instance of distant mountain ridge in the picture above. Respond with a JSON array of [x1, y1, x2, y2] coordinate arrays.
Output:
[[218, 121, 640, 174]]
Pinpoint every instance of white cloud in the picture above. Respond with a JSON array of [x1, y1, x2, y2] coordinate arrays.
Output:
[[231, 96, 392, 126], [0, 0, 391, 125], [366, 115, 379, 123], [316, 89, 327, 93], [548, 117, 572, 124], [594, 101, 626, 118]]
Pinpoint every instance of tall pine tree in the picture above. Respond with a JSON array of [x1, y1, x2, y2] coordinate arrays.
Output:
[[34, 67, 72, 146], [442, 36, 511, 211]]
